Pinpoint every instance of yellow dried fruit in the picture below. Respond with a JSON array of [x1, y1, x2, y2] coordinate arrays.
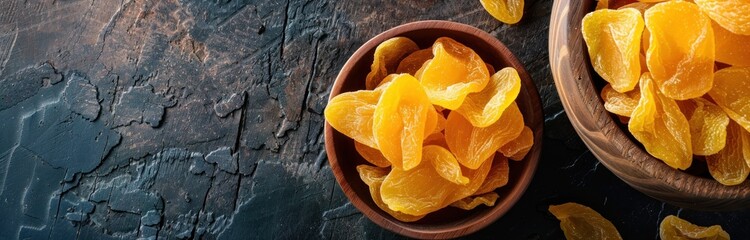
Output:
[[678, 98, 729, 156], [480, 0, 524, 24], [325, 89, 382, 149], [425, 145, 469, 185], [354, 141, 391, 168], [713, 21, 750, 67], [475, 156, 510, 195], [446, 156, 494, 204], [601, 84, 641, 117], [645, 1, 715, 100], [707, 122, 750, 186], [396, 49, 433, 75], [708, 67, 750, 133], [549, 203, 623, 240], [694, 0, 750, 35], [582, 8, 644, 92], [660, 215, 730, 240], [356, 165, 425, 222], [449, 192, 499, 210], [498, 126, 534, 161], [629, 73, 692, 170], [380, 153, 457, 216], [366, 37, 419, 89], [455, 67, 521, 127]]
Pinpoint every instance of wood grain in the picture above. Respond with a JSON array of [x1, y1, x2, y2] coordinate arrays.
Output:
[[326, 20, 544, 239], [549, 0, 750, 211]]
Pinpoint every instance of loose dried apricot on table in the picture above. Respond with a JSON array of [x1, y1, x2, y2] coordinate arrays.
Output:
[[548, 202, 623, 240], [480, 0, 524, 24], [659, 215, 730, 240], [325, 36, 534, 220], [588, 0, 750, 185]]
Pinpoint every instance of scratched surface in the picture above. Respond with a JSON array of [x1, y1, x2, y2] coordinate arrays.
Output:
[[0, 0, 748, 239]]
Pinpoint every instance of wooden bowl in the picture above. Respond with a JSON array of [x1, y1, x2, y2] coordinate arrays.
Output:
[[549, 0, 750, 211], [325, 20, 544, 238]]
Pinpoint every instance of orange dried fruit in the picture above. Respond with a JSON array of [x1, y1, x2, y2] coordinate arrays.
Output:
[[475, 156, 510, 195], [659, 215, 730, 240], [498, 126, 534, 161], [629, 73, 692, 170], [644, 1, 715, 100], [418, 37, 490, 110], [708, 67, 750, 132], [449, 192, 500, 210], [425, 145, 469, 185], [694, 0, 750, 36], [354, 141, 391, 168], [618, 2, 654, 13], [373, 74, 433, 170], [455, 67, 522, 127], [425, 106, 439, 135], [324, 89, 382, 149], [356, 165, 425, 222], [549, 203, 623, 240], [380, 154, 457, 216], [446, 156, 494, 204], [601, 84, 641, 117], [582, 8, 644, 93], [396, 49, 433, 76], [424, 132, 448, 148], [678, 98, 729, 156], [366, 37, 419, 89], [446, 102, 524, 169], [706, 122, 750, 186], [713, 21, 750, 67], [596, 0, 609, 10], [480, 0, 524, 24]]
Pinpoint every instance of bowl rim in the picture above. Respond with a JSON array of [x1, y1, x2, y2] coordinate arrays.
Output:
[[325, 20, 544, 238], [549, 0, 750, 211]]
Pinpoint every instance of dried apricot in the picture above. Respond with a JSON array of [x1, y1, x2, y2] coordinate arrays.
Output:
[[356, 165, 425, 222], [596, 0, 609, 10], [455, 67, 521, 127], [713, 21, 750, 67], [499, 126, 534, 161], [366, 37, 419, 89], [449, 192, 499, 210], [707, 122, 749, 186], [629, 73, 692, 170], [425, 145, 469, 185], [475, 156, 510, 195], [694, 0, 750, 36], [396, 49, 432, 76], [446, 102, 524, 169], [380, 152, 458, 216], [601, 84, 641, 117], [418, 37, 490, 109], [582, 8, 643, 93], [708, 67, 750, 132], [354, 141, 391, 168], [678, 98, 729, 156], [660, 215, 729, 240], [549, 203, 623, 240], [447, 156, 494, 204], [644, 1, 715, 100], [373, 74, 433, 170], [480, 0, 524, 24], [424, 132, 449, 149], [325, 88, 382, 149]]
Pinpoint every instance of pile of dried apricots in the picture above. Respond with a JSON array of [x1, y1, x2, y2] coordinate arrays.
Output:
[[583, 0, 750, 186], [325, 36, 534, 221]]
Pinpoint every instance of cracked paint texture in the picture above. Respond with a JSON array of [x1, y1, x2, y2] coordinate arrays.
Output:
[[0, 0, 749, 239]]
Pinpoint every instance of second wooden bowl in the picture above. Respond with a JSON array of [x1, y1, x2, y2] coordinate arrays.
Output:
[[549, 0, 750, 211], [325, 20, 544, 238]]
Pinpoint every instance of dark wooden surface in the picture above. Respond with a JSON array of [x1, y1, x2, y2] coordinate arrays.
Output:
[[0, 0, 749, 239]]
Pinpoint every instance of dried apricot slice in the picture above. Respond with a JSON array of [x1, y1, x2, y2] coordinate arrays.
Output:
[[354, 141, 391, 168], [480, 0, 524, 24], [549, 203, 623, 240], [446, 102, 524, 169], [425, 145, 469, 185], [424, 132, 449, 149], [707, 122, 749, 186], [582, 8, 643, 92], [708, 67, 750, 133], [396, 49, 432, 76], [475, 156, 510, 195], [366, 37, 419, 89], [325, 89, 381, 149], [447, 156, 494, 204], [449, 192, 499, 210], [380, 154, 457, 216], [418, 37, 490, 110], [601, 84, 641, 117], [660, 215, 730, 240], [629, 73, 692, 170], [678, 98, 729, 156], [694, 0, 750, 36], [644, 1, 715, 100], [713, 21, 750, 67], [373, 74, 433, 170], [498, 126, 534, 161], [356, 165, 425, 222], [455, 67, 521, 127]]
